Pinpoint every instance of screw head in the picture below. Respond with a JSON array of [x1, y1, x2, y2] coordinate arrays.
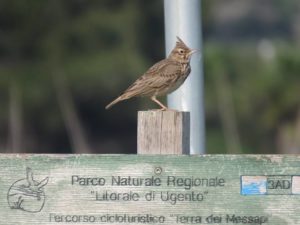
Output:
[[154, 167, 162, 175]]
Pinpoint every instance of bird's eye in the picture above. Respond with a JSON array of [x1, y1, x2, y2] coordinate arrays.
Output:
[[179, 49, 184, 54]]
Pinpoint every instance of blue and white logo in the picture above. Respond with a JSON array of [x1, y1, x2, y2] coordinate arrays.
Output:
[[241, 176, 267, 195]]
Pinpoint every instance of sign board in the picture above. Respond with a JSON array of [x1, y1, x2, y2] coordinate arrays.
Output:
[[0, 154, 300, 224]]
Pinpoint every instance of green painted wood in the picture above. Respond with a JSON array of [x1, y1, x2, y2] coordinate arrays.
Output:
[[0, 154, 300, 224]]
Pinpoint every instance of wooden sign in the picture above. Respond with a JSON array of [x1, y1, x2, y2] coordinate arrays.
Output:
[[0, 154, 300, 224]]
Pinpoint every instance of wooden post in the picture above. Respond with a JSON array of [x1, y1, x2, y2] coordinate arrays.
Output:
[[137, 111, 190, 154]]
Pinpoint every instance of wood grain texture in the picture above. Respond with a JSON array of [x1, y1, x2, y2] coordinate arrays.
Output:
[[1, 154, 300, 224], [137, 111, 190, 154]]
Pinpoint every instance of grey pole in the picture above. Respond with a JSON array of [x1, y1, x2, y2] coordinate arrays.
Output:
[[164, 0, 205, 154]]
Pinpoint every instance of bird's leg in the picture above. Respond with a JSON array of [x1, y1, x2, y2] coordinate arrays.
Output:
[[151, 96, 168, 111]]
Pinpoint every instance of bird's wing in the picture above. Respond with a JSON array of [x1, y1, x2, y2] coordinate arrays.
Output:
[[122, 59, 182, 97]]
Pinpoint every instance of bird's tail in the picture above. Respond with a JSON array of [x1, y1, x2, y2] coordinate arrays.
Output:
[[105, 95, 128, 110]]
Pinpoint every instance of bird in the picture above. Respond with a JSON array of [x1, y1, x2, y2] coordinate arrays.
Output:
[[105, 36, 198, 110]]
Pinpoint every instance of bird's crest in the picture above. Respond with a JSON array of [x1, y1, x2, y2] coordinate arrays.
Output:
[[176, 36, 190, 50]]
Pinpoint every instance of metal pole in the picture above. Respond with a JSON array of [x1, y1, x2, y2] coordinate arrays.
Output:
[[164, 0, 205, 154]]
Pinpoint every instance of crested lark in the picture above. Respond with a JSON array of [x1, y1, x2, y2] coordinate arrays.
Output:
[[105, 37, 198, 110]]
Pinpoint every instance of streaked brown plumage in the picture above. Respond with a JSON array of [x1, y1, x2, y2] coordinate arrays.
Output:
[[105, 37, 197, 110]]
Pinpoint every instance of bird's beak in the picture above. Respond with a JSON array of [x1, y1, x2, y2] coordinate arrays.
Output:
[[188, 49, 200, 56]]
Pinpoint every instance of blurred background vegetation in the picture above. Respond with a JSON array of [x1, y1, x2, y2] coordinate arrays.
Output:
[[1, 0, 300, 154]]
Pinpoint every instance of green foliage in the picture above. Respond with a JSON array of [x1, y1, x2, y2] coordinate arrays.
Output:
[[204, 42, 300, 153]]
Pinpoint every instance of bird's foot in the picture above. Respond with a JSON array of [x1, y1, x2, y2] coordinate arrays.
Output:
[[148, 108, 179, 112], [163, 108, 179, 112], [148, 108, 164, 112]]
